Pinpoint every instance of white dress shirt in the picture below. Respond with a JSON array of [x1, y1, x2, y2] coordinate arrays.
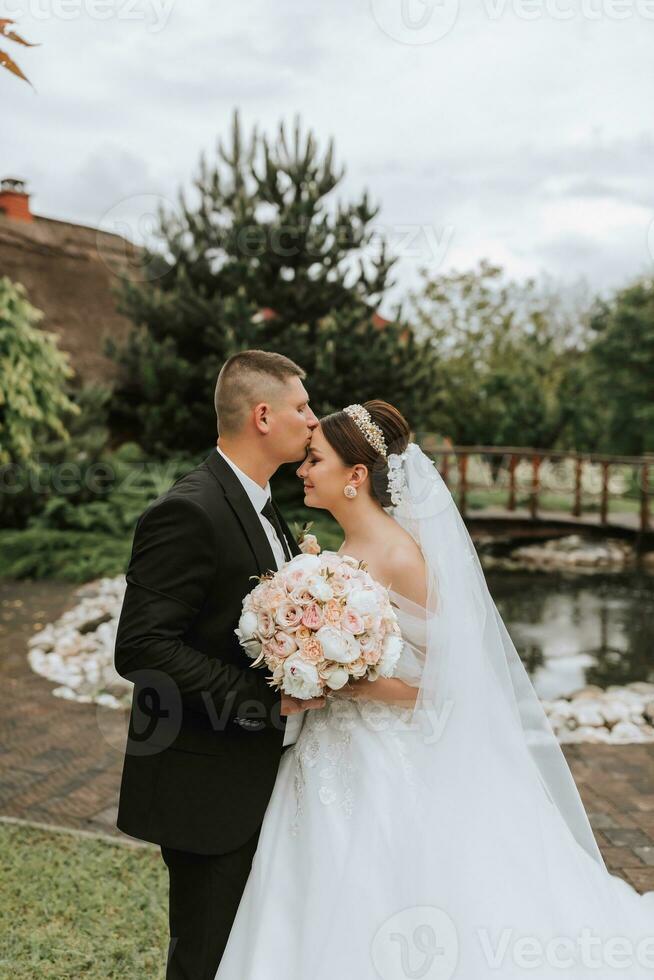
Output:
[[216, 446, 303, 746]]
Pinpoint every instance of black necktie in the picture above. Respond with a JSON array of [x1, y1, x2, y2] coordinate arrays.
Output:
[[261, 497, 292, 562]]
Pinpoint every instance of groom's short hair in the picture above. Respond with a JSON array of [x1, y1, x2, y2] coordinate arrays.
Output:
[[215, 349, 306, 436]]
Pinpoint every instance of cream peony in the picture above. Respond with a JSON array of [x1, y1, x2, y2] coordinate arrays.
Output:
[[325, 666, 350, 690], [304, 574, 334, 602], [283, 654, 323, 699], [379, 633, 404, 677], [347, 588, 381, 617], [315, 626, 360, 664], [237, 610, 258, 640]]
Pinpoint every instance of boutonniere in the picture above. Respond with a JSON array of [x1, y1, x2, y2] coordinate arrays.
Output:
[[293, 520, 321, 555]]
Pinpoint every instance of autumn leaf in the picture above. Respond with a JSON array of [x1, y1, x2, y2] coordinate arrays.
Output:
[[1, 18, 39, 87]]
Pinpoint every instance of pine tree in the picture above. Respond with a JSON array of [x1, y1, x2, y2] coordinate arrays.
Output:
[[107, 110, 440, 454]]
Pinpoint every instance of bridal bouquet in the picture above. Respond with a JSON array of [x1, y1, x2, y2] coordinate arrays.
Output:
[[235, 551, 403, 699]]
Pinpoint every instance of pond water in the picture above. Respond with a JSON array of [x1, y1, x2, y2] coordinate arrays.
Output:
[[487, 568, 654, 700]]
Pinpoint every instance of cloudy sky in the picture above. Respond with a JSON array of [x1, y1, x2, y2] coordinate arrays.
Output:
[[5, 0, 654, 313]]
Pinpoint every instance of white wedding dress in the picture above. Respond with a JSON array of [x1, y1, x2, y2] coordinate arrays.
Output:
[[216, 444, 653, 979], [215, 588, 654, 980]]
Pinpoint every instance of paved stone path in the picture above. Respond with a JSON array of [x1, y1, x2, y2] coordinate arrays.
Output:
[[1, 579, 653, 893]]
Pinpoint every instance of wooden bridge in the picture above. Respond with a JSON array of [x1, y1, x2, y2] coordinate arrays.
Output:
[[426, 444, 653, 548]]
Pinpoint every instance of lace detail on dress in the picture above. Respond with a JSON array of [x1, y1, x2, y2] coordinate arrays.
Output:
[[291, 700, 358, 836]]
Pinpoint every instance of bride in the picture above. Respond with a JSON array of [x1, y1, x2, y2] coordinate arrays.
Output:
[[216, 400, 654, 980]]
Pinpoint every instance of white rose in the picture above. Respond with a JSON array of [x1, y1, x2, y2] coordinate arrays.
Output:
[[347, 588, 381, 617], [237, 610, 259, 640], [379, 633, 403, 677], [325, 666, 350, 690], [316, 626, 360, 664], [282, 654, 323, 699], [305, 574, 334, 602]]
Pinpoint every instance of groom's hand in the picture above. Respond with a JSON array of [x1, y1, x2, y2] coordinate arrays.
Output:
[[280, 694, 325, 715]]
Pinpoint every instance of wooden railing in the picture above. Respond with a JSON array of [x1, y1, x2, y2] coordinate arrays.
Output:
[[427, 445, 652, 533]]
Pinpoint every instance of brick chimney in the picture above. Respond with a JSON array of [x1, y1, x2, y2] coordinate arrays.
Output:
[[0, 177, 33, 223]]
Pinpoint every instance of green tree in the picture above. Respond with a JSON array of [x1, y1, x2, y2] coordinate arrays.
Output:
[[0, 276, 79, 469], [107, 110, 440, 454], [586, 277, 654, 455], [410, 261, 594, 450]]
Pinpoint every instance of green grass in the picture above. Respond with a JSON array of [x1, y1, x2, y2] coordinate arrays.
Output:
[[0, 824, 168, 978]]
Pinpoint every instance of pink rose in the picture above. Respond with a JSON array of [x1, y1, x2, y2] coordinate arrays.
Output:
[[300, 636, 324, 664], [269, 630, 298, 659], [289, 586, 315, 606], [282, 566, 309, 589], [323, 599, 344, 626], [267, 586, 289, 606], [341, 609, 365, 635], [299, 534, 321, 555], [301, 602, 324, 630], [359, 632, 381, 664], [257, 610, 275, 638], [275, 601, 303, 630], [329, 577, 348, 598], [362, 645, 381, 665]]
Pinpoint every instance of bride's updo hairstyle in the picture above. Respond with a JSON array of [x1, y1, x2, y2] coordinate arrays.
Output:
[[320, 400, 411, 507]]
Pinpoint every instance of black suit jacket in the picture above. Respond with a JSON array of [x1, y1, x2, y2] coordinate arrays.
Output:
[[114, 448, 302, 854]]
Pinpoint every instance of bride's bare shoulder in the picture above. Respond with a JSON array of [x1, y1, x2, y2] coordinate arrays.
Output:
[[382, 533, 428, 607]]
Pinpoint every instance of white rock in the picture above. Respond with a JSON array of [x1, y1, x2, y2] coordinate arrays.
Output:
[[26, 575, 131, 710], [628, 682, 654, 696], [569, 703, 605, 727], [600, 701, 632, 727], [611, 721, 647, 741], [570, 685, 605, 701]]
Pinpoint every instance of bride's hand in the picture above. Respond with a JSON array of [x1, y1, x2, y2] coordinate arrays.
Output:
[[280, 694, 325, 715], [332, 677, 418, 708]]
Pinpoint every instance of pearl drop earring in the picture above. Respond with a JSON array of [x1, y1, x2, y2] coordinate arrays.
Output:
[[343, 484, 357, 499]]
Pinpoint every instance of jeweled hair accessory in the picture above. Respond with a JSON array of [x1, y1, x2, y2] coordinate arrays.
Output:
[[343, 404, 388, 458]]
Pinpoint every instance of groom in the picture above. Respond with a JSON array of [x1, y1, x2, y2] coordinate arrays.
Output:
[[113, 350, 325, 979]]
